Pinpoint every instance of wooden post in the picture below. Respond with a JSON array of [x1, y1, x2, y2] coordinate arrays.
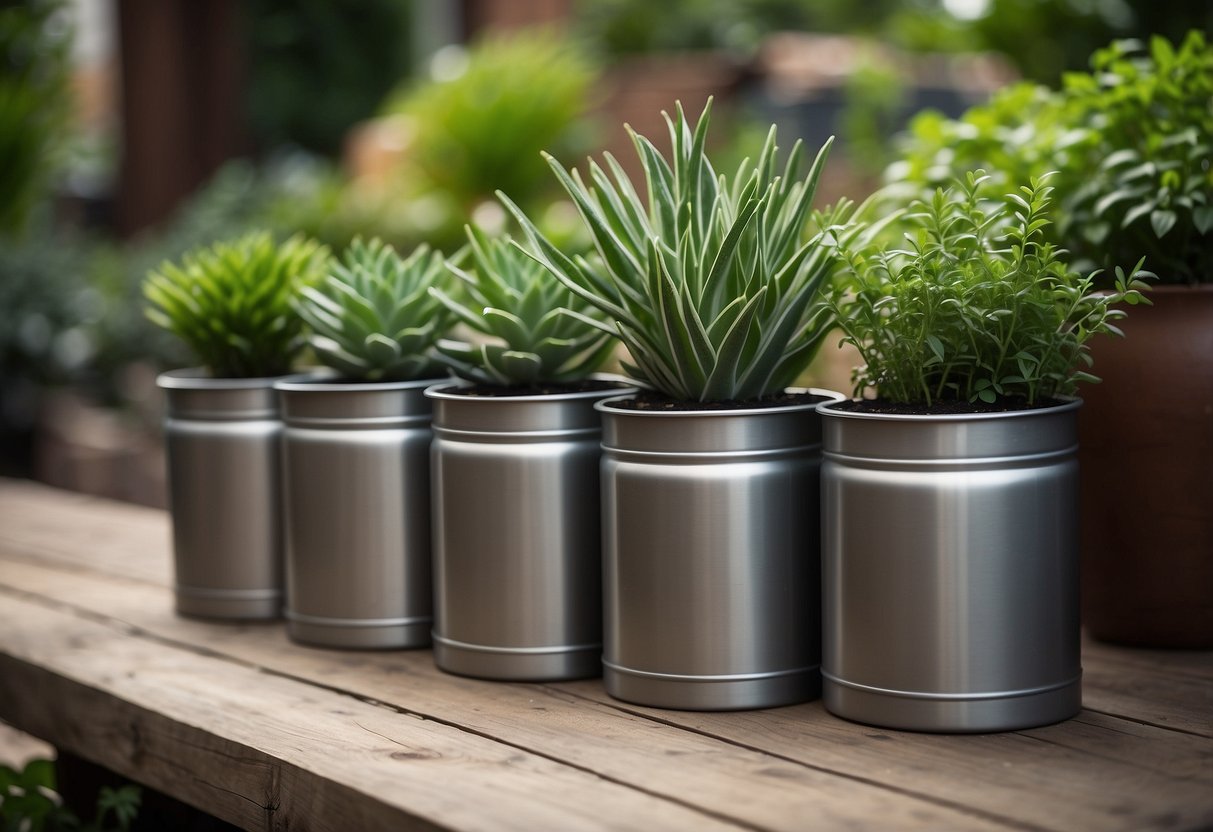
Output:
[[114, 0, 247, 236]]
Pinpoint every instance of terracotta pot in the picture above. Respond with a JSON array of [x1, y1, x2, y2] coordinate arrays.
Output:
[[1079, 285, 1213, 647]]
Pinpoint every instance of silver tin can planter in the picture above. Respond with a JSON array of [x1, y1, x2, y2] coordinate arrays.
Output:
[[427, 381, 630, 681], [276, 375, 439, 649], [599, 389, 844, 711], [158, 369, 283, 620], [819, 399, 1083, 733]]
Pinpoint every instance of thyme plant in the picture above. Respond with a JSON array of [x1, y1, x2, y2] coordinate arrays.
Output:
[[502, 100, 839, 402], [296, 238, 454, 381], [831, 173, 1152, 406], [144, 231, 328, 378], [432, 226, 616, 386]]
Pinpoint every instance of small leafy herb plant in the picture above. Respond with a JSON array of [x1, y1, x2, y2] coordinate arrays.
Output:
[[1061, 32, 1213, 283], [431, 225, 616, 387], [503, 100, 839, 403], [886, 31, 1212, 284], [295, 237, 454, 381], [830, 173, 1152, 408], [144, 231, 328, 377]]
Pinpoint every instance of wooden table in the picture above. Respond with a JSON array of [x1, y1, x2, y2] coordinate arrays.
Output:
[[1, 478, 1210, 831]]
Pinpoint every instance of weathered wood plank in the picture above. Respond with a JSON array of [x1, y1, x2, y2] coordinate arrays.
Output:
[[1082, 649, 1213, 738], [0, 555, 1012, 832], [3, 479, 1211, 832], [0, 590, 745, 832], [0, 721, 54, 768], [557, 680, 1213, 832], [0, 480, 170, 585]]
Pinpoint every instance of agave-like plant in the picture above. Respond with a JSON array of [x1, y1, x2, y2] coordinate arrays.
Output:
[[501, 99, 839, 402], [431, 225, 617, 386], [295, 237, 454, 381], [144, 231, 328, 378]]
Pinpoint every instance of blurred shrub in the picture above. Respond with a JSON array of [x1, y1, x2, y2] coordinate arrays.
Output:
[[0, 0, 72, 235], [245, 0, 413, 156], [378, 28, 598, 251], [884, 31, 1213, 284], [574, 0, 905, 57]]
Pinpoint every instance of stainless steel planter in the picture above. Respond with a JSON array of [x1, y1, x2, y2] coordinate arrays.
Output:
[[277, 376, 438, 649], [819, 400, 1083, 733], [158, 369, 283, 620], [427, 383, 627, 680], [600, 390, 843, 710]]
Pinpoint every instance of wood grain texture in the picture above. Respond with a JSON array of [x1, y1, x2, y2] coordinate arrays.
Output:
[[0, 591, 742, 832], [0, 556, 1009, 831], [2, 479, 1212, 832], [556, 681, 1213, 832]]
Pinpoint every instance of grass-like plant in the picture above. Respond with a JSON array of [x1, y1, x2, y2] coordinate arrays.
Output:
[[502, 100, 838, 402], [295, 237, 454, 381], [431, 225, 616, 386], [144, 231, 328, 378], [830, 172, 1152, 407]]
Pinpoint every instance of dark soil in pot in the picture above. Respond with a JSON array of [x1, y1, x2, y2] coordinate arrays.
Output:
[[607, 390, 828, 412], [832, 396, 1068, 416], [430, 379, 629, 397]]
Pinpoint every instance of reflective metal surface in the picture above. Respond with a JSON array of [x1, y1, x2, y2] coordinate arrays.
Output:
[[277, 375, 437, 649], [600, 389, 843, 710], [428, 383, 627, 680], [159, 369, 282, 620], [820, 399, 1083, 732]]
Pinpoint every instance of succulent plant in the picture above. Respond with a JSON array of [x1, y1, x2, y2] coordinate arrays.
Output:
[[501, 99, 839, 402], [143, 231, 328, 378], [431, 225, 616, 386], [296, 237, 454, 381]]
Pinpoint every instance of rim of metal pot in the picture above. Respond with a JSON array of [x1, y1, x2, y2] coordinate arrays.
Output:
[[425, 372, 635, 403], [816, 396, 1081, 423], [596, 386, 845, 418], [157, 367, 286, 389], [274, 370, 451, 394]]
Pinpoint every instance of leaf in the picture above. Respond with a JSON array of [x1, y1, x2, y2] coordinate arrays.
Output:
[[926, 334, 945, 362], [1194, 205, 1213, 235], [1149, 209, 1177, 239]]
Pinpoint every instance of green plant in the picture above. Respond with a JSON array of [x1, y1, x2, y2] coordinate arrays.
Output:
[[830, 173, 1152, 407], [885, 31, 1212, 284], [381, 28, 596, 240], [0, 0, 72, 236], [503, 100, 839, 402], [296, 237, 454, 381], [246, 0, 414, 156], [1061, 33, 1213, 283], [143, 231, 329, 378], [1, 758, 141, 832], [431, 225, 615, 386]]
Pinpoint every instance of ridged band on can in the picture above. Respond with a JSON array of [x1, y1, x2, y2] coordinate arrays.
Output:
[[427, 381, 631, 681], [158, 369, 284, 620], [599, 388, 844, 711], [277, 374, 439, 649], [819, 398, 1083, 732]]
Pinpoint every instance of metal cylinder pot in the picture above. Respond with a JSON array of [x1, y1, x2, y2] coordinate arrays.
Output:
[[277, 376, 437, 649], [427, 383, 627, 680], [599, 389, 843, 711], [158, 369, 283, 620], [819, 399, 1083, 733]]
